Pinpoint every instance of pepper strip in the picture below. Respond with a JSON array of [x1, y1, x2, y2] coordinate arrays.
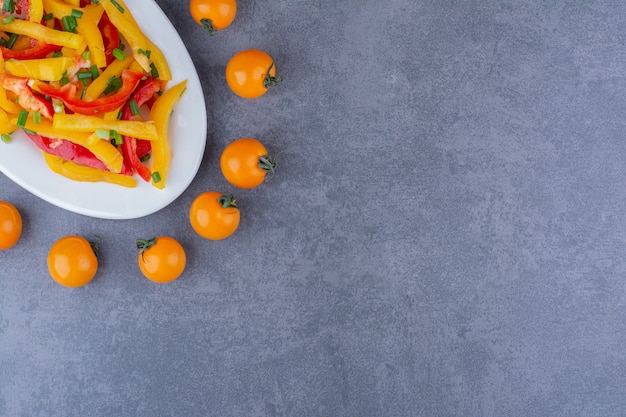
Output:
[[0, 86, 21, 114], [84, 52, 132, 100], [121, 76, 160, 181], [0, 19, 84, 49], [0, 39, 62, 60], [5, 56, 74, 81], [37, 68, 142, 115], [53, 113, 158, 141], [28, 0, 44, 22], [43, 0, 106, 67], [106, 0, 171, 81], [100, 0, 170, 79], [43, 151, 136, 187], [0, 107, 14, 134], [20, 116, 123, 172], [148, 79, 186, 189]]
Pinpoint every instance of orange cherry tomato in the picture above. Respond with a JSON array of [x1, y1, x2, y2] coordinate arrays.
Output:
[[0, 200, 22, 250], [190, 0, 237, 35], [47, 236, 98, 288], [189, 192, 240, 240], [225, 49, 282, 99], [220, 138, 276, 188], [137, 236, 186, 283]]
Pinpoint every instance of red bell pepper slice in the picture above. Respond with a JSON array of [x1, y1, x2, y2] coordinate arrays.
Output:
[[98, 12, 120, 66], [0, 74, 53, 118], [0, 39, 62, 60], [37, 69, 144, 116], [25, 132, 133, 175], [120, 77, 161, 181]]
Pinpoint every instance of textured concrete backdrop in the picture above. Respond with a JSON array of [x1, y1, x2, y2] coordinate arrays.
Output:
[[2, 1, 626, 416]]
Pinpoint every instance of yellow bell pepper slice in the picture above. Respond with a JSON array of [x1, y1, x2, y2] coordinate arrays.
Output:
[[84, 53, 133, 100], [62, 0, 79, 6], [100, 0, 150, 72], [0, 19, 84, 49], [53, 113, 159, 142], [29, 0, 45, 23], [148, 79, 186, 189], [0, 87, 21, 114], [5, 57, 73, 81], [76, 15, 106, 68], [42, 0, 106, 68], [82, 3, 104, 24], [99, 0, 170, 80], [19, 117, 123, 172], [105, 0, 171, 81], [11, 35, 31, 51], [0, 107, 15, 134], [43, 151, 136, 188]]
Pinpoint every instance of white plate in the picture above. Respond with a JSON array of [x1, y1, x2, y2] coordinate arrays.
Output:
[[0, 0, 207, 219]]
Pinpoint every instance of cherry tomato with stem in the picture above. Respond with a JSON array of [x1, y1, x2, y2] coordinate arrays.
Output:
[[47, 236, 98, 288], [189, 192, 240, 240], [190, 0, 237, 36], [226, 49, 282, 99], [137, 236, 186, 283], [0, 201, 22, 250], [220, 137, 277, 188]]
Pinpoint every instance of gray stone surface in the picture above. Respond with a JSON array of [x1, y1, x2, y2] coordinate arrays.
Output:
[[2, 0, 626, 415]]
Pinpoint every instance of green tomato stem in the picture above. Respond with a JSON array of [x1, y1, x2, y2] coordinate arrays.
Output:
[[264, 62, 282, 89]]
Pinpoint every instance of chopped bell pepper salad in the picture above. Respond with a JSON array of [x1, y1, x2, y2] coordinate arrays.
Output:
[[0, 0, 187, 189]]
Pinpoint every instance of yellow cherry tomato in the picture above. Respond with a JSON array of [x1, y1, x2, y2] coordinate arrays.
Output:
[[0, 200, 22, 250], [47, 236, 98, 288], [190, 0, 237, 35], [137, 236, 186, 283], [189, 192, 240, 240], [225, 49, 282, 99], [220, 137, 276, 188]]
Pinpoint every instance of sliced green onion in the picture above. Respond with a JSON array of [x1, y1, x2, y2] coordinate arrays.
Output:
[[82, 51, 90, 60], [129, 99, 139, 116], [23, 128, 36, 135], [138, 49, 151, 58], [2, 0, 15, 13], [61, 15, 77, 33], [2, 16, 15, 24], [32, 111, 41, 124], [43, 12, 54, 21], [110, 129, 122, 144], [61, 71, 69, 85], [95, 129, 109, 139], [110, 0, 124, 13], [77, 71, 92, 80], [139, 153, 150, 162], [112, 47, 125, 61], [91, 0, 99, 4], [150, 62, 159, 78], [51, 51, 63, 58], [16, 110, 28, 128], [151, 171, 161, 183], [6, 33, 17, 49], [80, 89, 86, 99], [103, 76, 122, 94], [71, 9, 83, 18], [1, 133, 11, 144], [116, 111, 122, 120]]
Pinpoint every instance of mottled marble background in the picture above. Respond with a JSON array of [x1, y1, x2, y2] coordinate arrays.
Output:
[[2, 1, 626, 416]]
